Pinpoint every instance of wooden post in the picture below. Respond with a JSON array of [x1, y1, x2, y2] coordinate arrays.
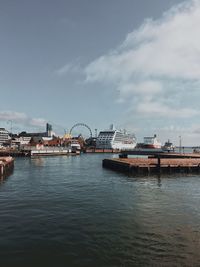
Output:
[[157, 156, 161, 174], [0, 164, 4, 176]]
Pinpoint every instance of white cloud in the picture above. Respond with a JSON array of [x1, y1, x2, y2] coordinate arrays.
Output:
[[84, 0, 200, 118], [137, 100, 199, 118], [29, 118, 47, 127], [117, 80, 163, 103], [158, 123, 200, 146], [0, 111, 27, 122], [0, 111, 47, 129], [56, 60, 81, 76]]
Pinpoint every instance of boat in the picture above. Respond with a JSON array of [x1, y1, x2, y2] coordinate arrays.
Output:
[[29, 146, 72, 156], [142, 134, 161, 149], [70, 140, 81, 153], [162, 140, 175, 152], [193, 147, 200, 153], [96, 125, 136, 150], [22, 144, 73, 156]]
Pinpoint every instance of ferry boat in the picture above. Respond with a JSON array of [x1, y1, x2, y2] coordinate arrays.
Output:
[[96, 125, 136, 150], [70, 140, 81, 153], [29, 146, 72, 156], [142, 134, 161, 149]]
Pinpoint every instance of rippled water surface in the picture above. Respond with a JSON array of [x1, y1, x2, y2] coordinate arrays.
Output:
[[0, 154, 200, 267]]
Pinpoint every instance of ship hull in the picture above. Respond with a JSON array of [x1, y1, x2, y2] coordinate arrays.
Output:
[[142, 144, 161, 149]]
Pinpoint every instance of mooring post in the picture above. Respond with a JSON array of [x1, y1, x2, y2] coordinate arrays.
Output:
[[157, 155, 161, 173], [119, 153, 127, 158], [0, 164, 4, 176]]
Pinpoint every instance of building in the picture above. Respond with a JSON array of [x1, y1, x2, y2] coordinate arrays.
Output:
[[46, 123, 53, 137], [18, 123, 53, 138], [0, 128, 9, 145], [9, 123, 54, 148]]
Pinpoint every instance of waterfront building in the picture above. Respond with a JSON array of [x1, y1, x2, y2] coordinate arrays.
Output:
[[18, 123, 53, 138], [0, 128, 9, 145], [46, 123, 53, 137], [8, 123, 54, 148], [29, 136, 62, 147]]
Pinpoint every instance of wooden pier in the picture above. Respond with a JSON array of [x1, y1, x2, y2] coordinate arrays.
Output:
[[0, 150, 29, 157], [0, 157, 14, 178], [103, 157, 200, 176]]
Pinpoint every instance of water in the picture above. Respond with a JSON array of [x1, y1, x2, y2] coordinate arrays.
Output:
[[0, 154, 200, 267]]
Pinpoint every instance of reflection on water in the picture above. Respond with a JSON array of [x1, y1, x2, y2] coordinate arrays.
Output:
[[0, 154, 200, 266], [31, 157, 45, 167], [0, 169, 14, 186]]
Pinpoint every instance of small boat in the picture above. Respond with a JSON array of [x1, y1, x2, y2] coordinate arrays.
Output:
[[162, 140, 175, 152], [193, 147, 200, 153]]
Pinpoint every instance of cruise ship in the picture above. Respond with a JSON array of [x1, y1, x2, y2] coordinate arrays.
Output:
[[96, 125, 136, 150]]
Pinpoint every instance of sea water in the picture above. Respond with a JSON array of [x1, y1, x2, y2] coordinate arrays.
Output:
[[0, 154, 200, 266]]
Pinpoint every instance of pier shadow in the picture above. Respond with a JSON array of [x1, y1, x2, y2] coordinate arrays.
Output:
[[109, 168, 200, 189], [127, 171, 200, 187], [0, 168, 14, 185], [31, 157, 45, 167]]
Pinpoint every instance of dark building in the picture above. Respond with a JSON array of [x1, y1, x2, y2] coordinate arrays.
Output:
[[18, 123, 53, 138]]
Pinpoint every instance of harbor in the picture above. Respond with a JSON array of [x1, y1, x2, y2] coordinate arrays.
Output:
[[0, 0, 200, 267], [2, 1, 200, 265]]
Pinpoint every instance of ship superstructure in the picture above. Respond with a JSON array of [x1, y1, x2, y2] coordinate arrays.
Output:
[[96, 125, 136, 150], [143, 134, 161, 149]]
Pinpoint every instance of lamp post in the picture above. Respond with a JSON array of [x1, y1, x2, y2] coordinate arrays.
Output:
[[7, 120, 13, 147], [179, 135, 182, 154], [7, 120, 13, 134]]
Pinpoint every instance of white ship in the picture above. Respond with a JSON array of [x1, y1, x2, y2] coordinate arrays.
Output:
[[96, 125, 136, 150], [142, 134, 161, 149]]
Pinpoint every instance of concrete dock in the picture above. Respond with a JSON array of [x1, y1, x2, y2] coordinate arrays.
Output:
[[103, 157, 200, 175], [0, 157, 14, 178]]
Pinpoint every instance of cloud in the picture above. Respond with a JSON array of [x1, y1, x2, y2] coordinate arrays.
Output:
[[29, 118, 47, 127], [84, 0, 200, 118], [116, 80, 163, 103], [0, 111, 47, 129], [0, 111, 27, 123], [157, 123, 200, 146], [136, 100, 199, 118], [55, 60, 81, 76]]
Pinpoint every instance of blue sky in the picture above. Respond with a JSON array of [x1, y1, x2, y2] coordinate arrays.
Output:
[[1, 0, 200, 145]]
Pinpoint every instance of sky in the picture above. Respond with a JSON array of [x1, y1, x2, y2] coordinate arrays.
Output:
[[1, 0, 200, 145]]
